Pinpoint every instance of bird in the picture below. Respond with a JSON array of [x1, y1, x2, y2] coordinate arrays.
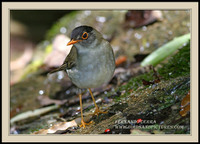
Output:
[[49, 25, 115, 128]]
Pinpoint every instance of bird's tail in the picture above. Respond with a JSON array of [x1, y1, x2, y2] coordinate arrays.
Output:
[[48, 63, 67, 74]]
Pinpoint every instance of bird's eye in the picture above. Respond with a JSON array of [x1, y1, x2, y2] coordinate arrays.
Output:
[[82, 32, 88, 39]]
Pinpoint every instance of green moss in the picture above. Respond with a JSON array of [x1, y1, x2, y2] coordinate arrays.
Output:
[[157, 42, 190, 79]]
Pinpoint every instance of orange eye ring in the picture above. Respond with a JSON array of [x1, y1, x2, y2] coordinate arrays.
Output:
[[82, 32, 88, 39]]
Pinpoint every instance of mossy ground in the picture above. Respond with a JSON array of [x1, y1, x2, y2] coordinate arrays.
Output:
[[109, 42, 190, 101], [94, 43, 191, 134]]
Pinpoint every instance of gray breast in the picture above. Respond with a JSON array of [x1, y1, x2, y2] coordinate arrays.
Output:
[[66, 40, 115, 89]]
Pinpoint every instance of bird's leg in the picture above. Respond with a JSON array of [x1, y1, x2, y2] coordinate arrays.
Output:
[[79, 93, 93, 128], [88, 88, 107, 116]]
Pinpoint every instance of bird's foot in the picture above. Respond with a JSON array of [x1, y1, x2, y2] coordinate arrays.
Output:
[[79, 120, 93, 128], [93, 108, 107, 116]]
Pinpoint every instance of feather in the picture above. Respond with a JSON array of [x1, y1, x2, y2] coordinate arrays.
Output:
[[48, 46, 77, 74]]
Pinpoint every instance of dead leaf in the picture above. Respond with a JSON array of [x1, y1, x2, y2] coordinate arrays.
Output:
[[180, 90, 190, 117], [33, 116, 92, 134], [180, 104, 190, 117]]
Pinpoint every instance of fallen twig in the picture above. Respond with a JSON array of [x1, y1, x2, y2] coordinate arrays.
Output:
[[11, 104, 60, 124]]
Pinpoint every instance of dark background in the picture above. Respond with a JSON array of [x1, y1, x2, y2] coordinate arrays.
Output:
[[11, 10, 72, 43]]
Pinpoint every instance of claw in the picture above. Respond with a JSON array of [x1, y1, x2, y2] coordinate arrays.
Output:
[[79, 120, 93, 128], [93, 108, 108, 116]]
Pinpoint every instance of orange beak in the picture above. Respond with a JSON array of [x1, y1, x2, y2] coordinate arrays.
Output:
[[67, 39, 82, 46]]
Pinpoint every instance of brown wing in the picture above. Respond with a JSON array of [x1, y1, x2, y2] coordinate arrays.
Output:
[[49, 46, 77, 74]]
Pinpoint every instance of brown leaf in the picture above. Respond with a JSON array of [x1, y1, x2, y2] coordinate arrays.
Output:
[[180, 90, 190, 117], [180, 104, 190, 117], [181, 90, 190, 108]]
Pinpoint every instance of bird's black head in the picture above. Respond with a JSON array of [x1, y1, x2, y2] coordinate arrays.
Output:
[[67, 25, 98, 47]]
